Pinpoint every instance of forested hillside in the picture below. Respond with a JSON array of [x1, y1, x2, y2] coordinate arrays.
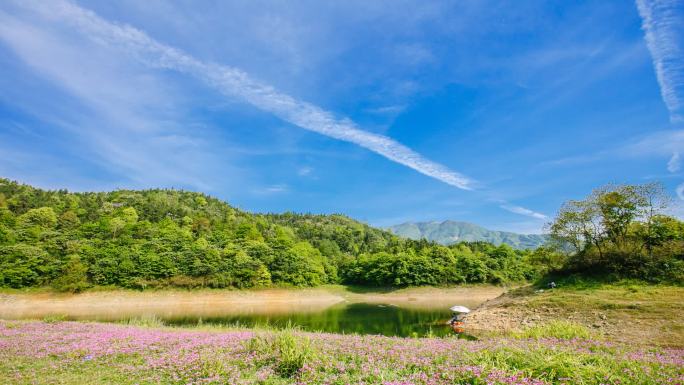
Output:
[[0, 178, 543, 291], [389, 221, 547, 249], [3, 178, 679, 291]]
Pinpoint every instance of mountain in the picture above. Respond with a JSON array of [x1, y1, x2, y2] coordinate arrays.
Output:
[[388, 221, 547, 249]]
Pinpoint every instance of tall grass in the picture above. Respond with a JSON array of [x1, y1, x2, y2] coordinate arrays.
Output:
[[41, 314, 68, 323], [470, 346, 657, 384], [246, 326, 315, 378], [512, 320, 591, 340], [124, 314, 165, 328]]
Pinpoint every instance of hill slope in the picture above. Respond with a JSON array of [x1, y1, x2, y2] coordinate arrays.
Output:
[[389, 221, 547, 249], [0, 178, 542, 290]]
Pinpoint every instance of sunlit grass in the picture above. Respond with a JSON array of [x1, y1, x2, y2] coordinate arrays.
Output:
[[512, 320, 592, 340], [1, 320, 681, 385]]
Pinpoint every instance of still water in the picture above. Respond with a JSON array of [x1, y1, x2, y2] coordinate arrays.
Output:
[[163, 302, 455, 337], [2, 289, 496, 338]]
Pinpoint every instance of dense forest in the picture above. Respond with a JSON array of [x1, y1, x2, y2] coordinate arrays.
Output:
[[0, 178, 544, 291], [0, 178, 682, 291]]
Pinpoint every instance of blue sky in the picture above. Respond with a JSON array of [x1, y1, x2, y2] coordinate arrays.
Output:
[[1, 0, 683, 233]]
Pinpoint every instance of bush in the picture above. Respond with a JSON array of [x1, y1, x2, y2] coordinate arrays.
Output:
[[246, 330, 315, 378], [272, 332, 314, 377]]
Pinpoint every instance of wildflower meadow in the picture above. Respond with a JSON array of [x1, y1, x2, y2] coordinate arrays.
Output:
[[1, 320, 682, 385]]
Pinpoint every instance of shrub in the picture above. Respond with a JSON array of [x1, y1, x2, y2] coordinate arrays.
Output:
[[246, 330, 315, 378]]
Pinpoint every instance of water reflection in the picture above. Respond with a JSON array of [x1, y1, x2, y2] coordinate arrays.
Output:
[[165, 302, 457, 337], [1, 290, 491, 337]]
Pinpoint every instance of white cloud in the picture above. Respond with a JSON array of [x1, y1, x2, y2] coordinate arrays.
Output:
[[543, 129, 684, 167], [266, 185, 288, 193], [499, 204, 548, 220], [0, 8, 226, 190], [668, 151, 681, 172], [260, 184, 288, 194], [622, 130, 684, 157], [488, 221, 546, 235], [14, 0, 474, 191], [365, 105, 407, 116], [677, 182, 684, 200], [297, 166, 313, 177], [635, 0, 684, 124]]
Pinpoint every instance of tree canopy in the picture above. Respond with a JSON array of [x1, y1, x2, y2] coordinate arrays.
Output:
[[548, 183, 683, 282], [0, 178, 545, 291]]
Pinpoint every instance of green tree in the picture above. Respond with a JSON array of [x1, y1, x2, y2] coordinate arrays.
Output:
[[52, 255, 89, 292], [549, 183, 683, 281], [0, 244, 52, 287], [18, 207, 57, 229], [58, 210, 81, 230]]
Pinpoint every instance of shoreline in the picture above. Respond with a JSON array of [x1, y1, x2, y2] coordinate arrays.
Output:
[[0, 285, 505, 320]]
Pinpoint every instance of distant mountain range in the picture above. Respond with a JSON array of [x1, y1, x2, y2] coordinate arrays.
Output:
[[388, 221, 547, 249]]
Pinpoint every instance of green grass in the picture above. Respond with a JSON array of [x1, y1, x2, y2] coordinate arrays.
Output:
[[493, 281, 684, 347], [512, 320, 592, 340], [123, 314, 166, 328], [525, 283, 684, 311], [1, 355, 154, 385], [41, 314, 68, 323], [469, 346, 658, 384], [247, 328, 316, 378]]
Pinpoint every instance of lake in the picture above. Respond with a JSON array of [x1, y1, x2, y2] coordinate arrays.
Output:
[[163, 302, 455, 337], [0, 287, 502, 337]]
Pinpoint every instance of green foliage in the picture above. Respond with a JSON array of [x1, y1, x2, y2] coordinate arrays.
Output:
[[247, 330, 315, 378], [41, 314, 67, 323], [18, 207, 57, 229], [469, 345, 651, 384], [124, 314, 166, 328], [0, 177, 569, 290], [549, 183, 684, 283], [0, 244, 52, 287], [52, 255, 89, 292], [512, 320, 591, 340]]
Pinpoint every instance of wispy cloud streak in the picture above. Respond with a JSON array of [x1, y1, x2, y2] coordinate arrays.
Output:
[[16, 0, 473, 190], [500, 204, 548, 220], [677, 182, 684, 200], [636, 0, 684, 124], [668, 151, 681, 172]]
